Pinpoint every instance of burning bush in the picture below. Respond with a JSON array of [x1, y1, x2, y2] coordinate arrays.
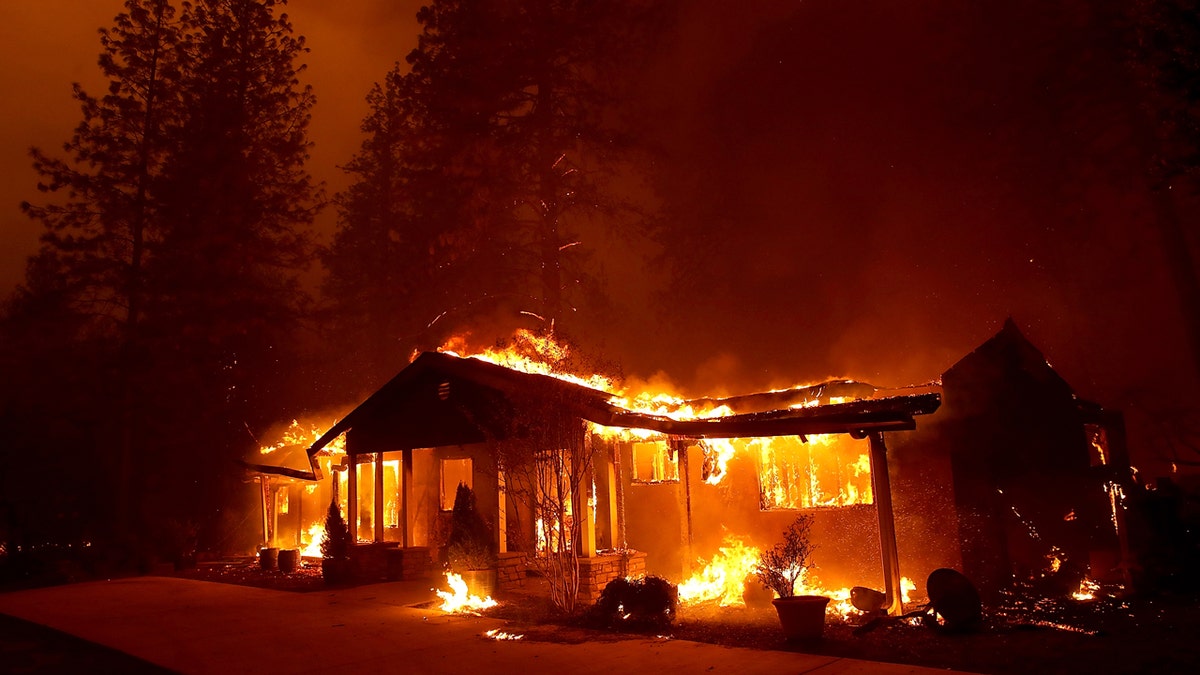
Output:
[[589, 576, 679, 629]]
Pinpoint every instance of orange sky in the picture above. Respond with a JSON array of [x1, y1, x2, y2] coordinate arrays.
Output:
[[0, 0, 422, 294], [2, 2, 1197, 473]]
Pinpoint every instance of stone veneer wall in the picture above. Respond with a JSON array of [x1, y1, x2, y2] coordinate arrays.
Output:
[[349, 543, 432, 582], [577, 550, 647, 604], [496, 552, 527, 590]]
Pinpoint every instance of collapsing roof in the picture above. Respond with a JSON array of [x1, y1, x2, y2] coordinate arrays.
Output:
[[252, 350, 940, 481]]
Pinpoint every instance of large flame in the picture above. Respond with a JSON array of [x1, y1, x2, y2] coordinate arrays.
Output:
[[677, 536, 761, 606], [436, 572, 498, 614], [300, 523, 324, 558], [677, 535, 915, 620]]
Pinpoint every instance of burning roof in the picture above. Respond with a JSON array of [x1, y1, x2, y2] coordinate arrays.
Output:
[[268, 350, 939, 481]]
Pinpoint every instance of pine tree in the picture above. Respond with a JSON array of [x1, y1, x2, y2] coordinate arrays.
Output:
[[16, 0, 320, 547], [323, 0, 656, 359]]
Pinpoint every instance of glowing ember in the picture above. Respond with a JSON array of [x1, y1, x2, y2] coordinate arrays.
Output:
[[436, 572, 498, 614], [484, 629, 524, 641]]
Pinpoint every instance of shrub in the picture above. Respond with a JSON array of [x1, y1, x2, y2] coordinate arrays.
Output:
[[755, 514, 815, 598], [591, 575, 679, 629]]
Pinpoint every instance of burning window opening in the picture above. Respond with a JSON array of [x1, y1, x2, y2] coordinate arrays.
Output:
[[631, 441, 679, 484], [441, 458, 473, 511], [757, 434, 873, 510]]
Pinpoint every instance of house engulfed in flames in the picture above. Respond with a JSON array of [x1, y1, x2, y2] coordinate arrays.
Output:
[[248, 320, 1130, 610]]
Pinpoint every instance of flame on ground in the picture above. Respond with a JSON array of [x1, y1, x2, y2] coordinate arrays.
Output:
[[677, 536, 761, 606], [436, 572, 498, 614], [484, 629, 524, 640], [677, 535, 916, 620]]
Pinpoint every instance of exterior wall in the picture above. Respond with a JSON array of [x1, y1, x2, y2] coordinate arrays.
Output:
[[620, 441, 889, 591], [578, 550, 648, 604]]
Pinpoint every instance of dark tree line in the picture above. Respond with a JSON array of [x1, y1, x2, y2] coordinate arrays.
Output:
[[322, 0, 661, 381], [0, 0, 660, 575], [3, 0, 319, 570]]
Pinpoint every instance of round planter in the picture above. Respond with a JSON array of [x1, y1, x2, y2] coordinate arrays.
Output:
[[258, 547, 279, 571], [459, 568, 498, 599], [278, 549, 300, 574], [772, 595, 830, 641]]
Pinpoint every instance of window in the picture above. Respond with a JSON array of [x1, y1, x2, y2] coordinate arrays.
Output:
[[757, 434, 873, 510], [631, 441, 679, 483], [440, 457, 472, 510]]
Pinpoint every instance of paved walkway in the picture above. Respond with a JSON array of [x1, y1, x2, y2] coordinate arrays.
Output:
[[0, 577, 973, 674]]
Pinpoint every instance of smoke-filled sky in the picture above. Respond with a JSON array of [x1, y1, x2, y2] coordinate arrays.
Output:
[[2, 1, 1195, 459]]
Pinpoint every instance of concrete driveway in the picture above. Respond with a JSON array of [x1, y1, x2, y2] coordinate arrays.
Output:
[[0, 577, 972, 674]]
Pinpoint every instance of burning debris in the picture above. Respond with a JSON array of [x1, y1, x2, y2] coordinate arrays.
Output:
[[484, 629, 524, 641]]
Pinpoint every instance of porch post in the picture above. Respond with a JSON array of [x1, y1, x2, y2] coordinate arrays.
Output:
[[401, 448, 413, 547], [599, 441, 619, 550], [374, 453, 385, 543], [347, 454, 358, 544], [575, 434, 597, 558], [497, 470, 508, 553], [868, 431, 904, 615], [612, 442, 627, 549], [259, 476, 271, 547]]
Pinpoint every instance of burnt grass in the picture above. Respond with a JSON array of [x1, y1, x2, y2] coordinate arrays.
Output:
[[176, 562, 1200, 675]]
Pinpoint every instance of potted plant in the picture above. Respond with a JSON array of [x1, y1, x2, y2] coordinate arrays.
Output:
[[755, 514, 829, 641], [320, 500, 352, 585], [445, 483, 497, 597]]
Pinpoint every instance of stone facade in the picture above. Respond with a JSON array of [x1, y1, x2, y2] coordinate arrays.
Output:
[[496, 551, 528, 590], [577, 550, 647, 604], [349, 543, 432, 582]]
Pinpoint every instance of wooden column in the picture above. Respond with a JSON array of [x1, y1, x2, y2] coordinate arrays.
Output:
[[347, 454, 358, 544], [574, 436, 597, 558], [598, 442, 619, 550], [497, 470, 508, 553], [259, 476, 271, 547], [374, 453, 385, 543], [612, 442, 627, 550], [401, 448, 413, 547], [868, 432, 904, 615]]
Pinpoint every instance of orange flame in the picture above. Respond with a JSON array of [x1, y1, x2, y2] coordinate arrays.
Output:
[[436, 572, 498, 614], [677, 535, 915, 619]]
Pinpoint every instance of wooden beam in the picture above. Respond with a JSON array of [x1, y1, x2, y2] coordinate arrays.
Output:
[[575, 435, 597, 558], [401, 448, 413, 547], [374, 453, 384, 543], [347, 455, 358, 544], [869, 432, 904, 615]]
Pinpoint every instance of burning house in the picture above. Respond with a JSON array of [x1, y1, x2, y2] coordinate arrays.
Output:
[[248, 320, 1130, 612]]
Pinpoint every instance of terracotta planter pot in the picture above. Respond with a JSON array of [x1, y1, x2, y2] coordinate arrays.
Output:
[[278, 549, 300, 574], [772, 595, 830, 641], [459, 569, 498, 599]]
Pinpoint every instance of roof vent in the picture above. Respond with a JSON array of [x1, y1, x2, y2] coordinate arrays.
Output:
[[437, 381, 451, 401]]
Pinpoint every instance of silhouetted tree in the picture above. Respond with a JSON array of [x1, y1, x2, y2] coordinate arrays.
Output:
[[323, 0, 659, 365], [13, 0, 318, 553]]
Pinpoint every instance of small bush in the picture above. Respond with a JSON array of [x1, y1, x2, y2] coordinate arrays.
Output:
[[591, 575, 678, 629]]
